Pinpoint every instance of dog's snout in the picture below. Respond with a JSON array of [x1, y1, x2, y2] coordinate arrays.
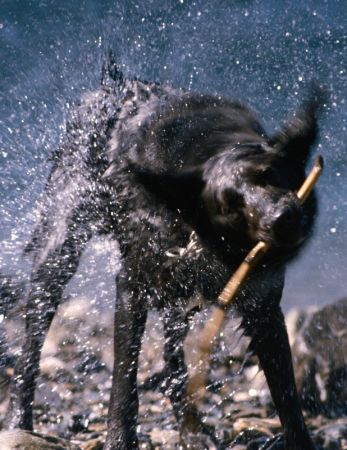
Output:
[[257, 195, 304, 246], [272, 205, 302, 243]]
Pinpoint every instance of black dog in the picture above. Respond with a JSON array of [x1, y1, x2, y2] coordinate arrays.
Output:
[[5, 57, 323, 450]]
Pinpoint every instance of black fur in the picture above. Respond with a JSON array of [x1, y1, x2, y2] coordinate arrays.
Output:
[[5, 56, 324, 450]]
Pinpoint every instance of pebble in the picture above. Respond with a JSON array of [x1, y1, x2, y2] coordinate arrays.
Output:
[[1, 296, 347, 449], [0, 429, 81, 450]]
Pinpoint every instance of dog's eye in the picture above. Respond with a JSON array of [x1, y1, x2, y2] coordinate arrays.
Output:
[[254, 168, 280, 187], [220, 204, 242, 222], [219, 189, 244, 219], [224, 189, 244, 208], [221, 204, 231, 215]]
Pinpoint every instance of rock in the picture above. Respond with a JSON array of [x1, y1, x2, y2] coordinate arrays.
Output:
[[0, 429, 81, 450], [288, 298, 347, 416], [40, 356, 67, 377], [80, 439, 104, 450], [232, 417, 281, 437], [3, 298, 347, 450], [149, 427, 179, 447], [229, 428, 273, 448], [285, 305, 318, 347], [76, 353, 105, 375], [313, 417, 347, 450], [41, 296, 91, 357]]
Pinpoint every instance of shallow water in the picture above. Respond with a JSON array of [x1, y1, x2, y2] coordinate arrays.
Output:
[[0, 0, 346, 309]]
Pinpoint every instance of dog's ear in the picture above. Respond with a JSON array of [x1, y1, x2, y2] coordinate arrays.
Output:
[[130, 164, 205, 214], [269, 83, 327, 165]]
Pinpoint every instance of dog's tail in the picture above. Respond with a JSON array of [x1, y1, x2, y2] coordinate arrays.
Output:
[[101, 51, 125, 90]]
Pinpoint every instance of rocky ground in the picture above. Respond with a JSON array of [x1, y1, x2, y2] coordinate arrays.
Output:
[[1, 293, 347, 449]]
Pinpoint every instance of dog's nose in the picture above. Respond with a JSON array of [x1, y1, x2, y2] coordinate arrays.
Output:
[[272, 205, 302, 244]]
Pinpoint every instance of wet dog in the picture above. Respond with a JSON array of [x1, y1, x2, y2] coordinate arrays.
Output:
[[5, 56, 323, 449]]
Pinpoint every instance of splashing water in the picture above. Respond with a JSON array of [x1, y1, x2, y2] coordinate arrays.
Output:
[[1, 0, 346, 309], [0, 0, 347, 447]]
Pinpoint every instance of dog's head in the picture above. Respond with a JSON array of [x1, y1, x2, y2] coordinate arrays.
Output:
[[133, 88, 324, 265]]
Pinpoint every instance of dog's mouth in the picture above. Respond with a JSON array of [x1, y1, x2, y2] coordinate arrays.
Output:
[[245, 188, 312, 250], [252, 216, 313, 268], [256, 220, 307, 249]]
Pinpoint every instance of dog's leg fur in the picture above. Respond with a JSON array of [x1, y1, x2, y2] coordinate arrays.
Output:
[[239, 274, 315, 450], [161, 309, 190, 422], [104, 267, 148, 450], [249, 307, 314, 450], [4, 222, 92, 430]]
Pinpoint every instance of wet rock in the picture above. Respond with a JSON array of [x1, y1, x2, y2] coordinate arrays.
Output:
[[0, 429, 81, 450], [288, 298, 347, 416], [312, 417, 347, 450], [232, 417, 281, 437], [2, 297, 347, 450], [40, 356, 68, 377], [149, 427, 179, 447], [76, 353, 105, 375], [42, 296, 91, 358], [227, 418, 282, 450], [229, 428, 272, 448], [80, 439, 104, 450]]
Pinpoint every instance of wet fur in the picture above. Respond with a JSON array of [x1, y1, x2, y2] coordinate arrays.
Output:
[[5, 57, 323, 450]]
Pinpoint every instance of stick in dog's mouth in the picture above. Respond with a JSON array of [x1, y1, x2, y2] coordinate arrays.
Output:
[[187, 154, 324, 403], [218, 154, 324, 308]]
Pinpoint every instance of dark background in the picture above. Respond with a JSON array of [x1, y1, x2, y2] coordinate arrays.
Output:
[[0, 0, 346, 309]]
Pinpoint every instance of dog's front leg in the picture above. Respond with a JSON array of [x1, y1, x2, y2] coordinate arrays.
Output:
[[104, 284, 147, 450], [247, 304, 315, 450], [162, 309, 192, 425]]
